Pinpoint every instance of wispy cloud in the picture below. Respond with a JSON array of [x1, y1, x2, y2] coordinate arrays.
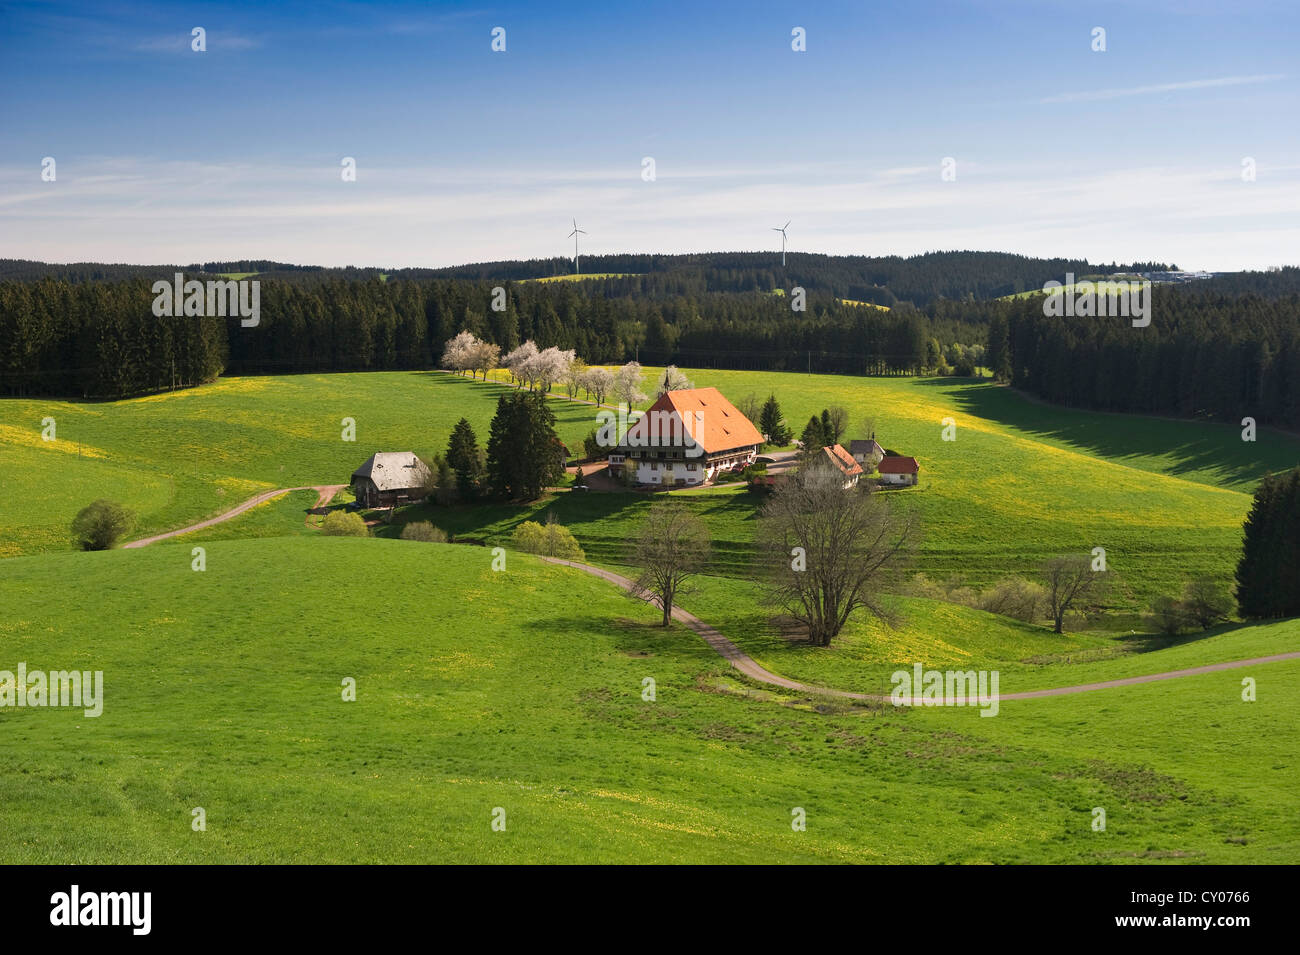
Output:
[[2, 156, 1296, 271], [1040, 73, 1286, 104], [134, 31, 262, 54]]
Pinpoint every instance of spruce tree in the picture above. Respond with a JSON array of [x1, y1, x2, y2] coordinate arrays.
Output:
[[445, 417, 484, 499], [486, 392, 563, 500]]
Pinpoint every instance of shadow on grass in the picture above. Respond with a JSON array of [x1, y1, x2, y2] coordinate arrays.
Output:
[[927, 380, 1300, 488]]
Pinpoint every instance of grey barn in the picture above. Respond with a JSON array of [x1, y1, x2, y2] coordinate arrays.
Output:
[[351, 452, 432, 508]]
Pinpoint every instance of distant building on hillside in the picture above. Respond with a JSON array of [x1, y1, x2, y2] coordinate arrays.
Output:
[[815, 444, 864, 489], [877, 455, 919, 487], [351, 452, 432, 508], [849, 438, 884, 468], [610, 387, 763, 486]]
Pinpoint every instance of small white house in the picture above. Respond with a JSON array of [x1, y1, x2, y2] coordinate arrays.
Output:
[[877, 455, 919, 486]]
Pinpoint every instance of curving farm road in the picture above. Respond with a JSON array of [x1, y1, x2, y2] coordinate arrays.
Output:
[[539, 557, 1300, 702], [124, 485, 344, 548]]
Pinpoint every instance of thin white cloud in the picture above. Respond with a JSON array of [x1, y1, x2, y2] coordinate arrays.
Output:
[[1040, 73, 1286, 104], [1, 157, 1296, 272], [134, 32, 261, 53]]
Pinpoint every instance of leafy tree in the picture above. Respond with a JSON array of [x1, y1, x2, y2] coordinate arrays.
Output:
[[400, 521, 447, 542], [511, 516, 584, 560], [1149, 595, 1190, 635], [1182, 576, 1234, 629], [655, 365, 694, 396], [613, 361, 647, 409], [321, 511, 369, 537], [71, 499, 135, 551]]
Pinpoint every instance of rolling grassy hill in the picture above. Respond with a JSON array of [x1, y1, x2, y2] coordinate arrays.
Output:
[[0, 373, 597, 557], [5, 367, 1297, 612], [1, 537, 1295, 863]]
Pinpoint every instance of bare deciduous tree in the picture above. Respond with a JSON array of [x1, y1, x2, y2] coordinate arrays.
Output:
[[630, 503, 711, 627], [1041, 555, 1108, 634], [760, 468, 915, 646], [826, 405, 849, 445]]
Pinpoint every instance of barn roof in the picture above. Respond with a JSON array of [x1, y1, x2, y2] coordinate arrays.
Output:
[[821, 444, 864, 476], [849, 439, 883, 457], [351, 452, 431, 491], [878, 455, 919, 474], [623, 387, 764, 454]]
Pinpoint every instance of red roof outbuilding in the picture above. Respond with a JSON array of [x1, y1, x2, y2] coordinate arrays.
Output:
[[878, 456, 919, 474]]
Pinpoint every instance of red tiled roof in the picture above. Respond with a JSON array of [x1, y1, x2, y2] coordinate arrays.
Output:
[[878, 456, 919, 474], [623, 387, 764, 454], [822, 444, 864, 476]]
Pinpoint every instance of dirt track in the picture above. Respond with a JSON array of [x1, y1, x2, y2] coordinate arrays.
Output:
[[539, 557, 1300, 702], [124, 485, 344, 548]]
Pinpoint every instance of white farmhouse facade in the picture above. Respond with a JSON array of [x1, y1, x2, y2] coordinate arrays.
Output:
[[610, 387, 764, 487]]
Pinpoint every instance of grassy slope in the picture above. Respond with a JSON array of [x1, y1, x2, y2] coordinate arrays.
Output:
[[674, 571, 1299, 694], [384, 371, 1298, 607], [0, 373, 600, 557], [2, 536, 1295, 864], [12, 368, 1298, 604]]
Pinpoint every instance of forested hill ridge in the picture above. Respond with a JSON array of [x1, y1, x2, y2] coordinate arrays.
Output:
[[0, 250, 1180, 307]]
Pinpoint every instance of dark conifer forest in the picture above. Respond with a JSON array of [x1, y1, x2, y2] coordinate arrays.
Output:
[[2, 252, 1299, 433]]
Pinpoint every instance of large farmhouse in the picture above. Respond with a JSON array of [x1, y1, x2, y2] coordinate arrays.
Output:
[[351, 452, 432, 507], [610, 387, 763, 486]]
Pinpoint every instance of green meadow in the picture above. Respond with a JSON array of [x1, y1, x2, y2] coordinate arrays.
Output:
[[5, 368, 1297, 612], [523, 273, 633, 283], [0, 373, 597, 557], [1, 538, 1295, 863]]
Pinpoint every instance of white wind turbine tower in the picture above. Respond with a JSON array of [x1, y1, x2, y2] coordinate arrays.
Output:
[[568, 218, 588, 274], [772, 220, 790, 267]]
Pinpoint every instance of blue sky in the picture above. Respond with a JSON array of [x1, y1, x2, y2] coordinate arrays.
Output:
[[2, 0, 1297, 269]]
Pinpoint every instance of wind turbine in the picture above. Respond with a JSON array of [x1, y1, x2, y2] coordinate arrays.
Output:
[[772, 220, 790, 267], [568, 218, 588, 274]]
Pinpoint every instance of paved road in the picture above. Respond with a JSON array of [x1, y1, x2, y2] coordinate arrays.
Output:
[[124, 485, 345, 548], [539, 557, 1300, 702]]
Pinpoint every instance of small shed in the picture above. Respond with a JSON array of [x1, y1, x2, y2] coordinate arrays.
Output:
[[351, 452, 432, 508], [878, 455, 920, 486]]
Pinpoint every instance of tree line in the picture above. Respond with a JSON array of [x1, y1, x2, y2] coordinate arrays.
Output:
[[1, 275, 969, 397], [974, 288, 1300, 430]]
